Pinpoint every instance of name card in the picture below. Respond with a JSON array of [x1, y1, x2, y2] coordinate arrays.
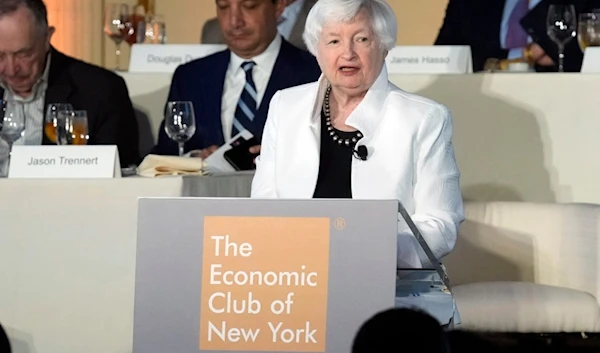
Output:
[[129, 44, 228, 73], [385, 45, 473, 74], [8, 145, 121, 178], [581, 47, 600, 73]]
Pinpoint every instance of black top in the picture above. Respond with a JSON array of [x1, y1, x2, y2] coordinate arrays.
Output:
[[313, 110, 358, 198]]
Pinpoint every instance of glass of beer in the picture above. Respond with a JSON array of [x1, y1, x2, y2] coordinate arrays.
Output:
[[56, 110, 89, 146], [45, 103, 73, 144], [578, 12, 600, 52]]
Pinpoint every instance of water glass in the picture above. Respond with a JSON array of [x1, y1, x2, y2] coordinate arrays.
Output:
[[56, 110, 89, 146], [45, 103, 73, 144], [137, 14, 167, 44], [578, 12, 600, 52]]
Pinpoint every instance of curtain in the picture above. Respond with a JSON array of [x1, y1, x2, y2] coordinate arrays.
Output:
[[45, 0, 105, 66]]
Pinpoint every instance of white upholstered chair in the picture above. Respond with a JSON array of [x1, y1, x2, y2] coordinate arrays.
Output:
[[445, 202, 600, 332]]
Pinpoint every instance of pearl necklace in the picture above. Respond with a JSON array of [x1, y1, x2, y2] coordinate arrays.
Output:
[[323, 85, 363, 147]]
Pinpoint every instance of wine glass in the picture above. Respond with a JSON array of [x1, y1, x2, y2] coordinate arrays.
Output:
[[123, 15, 138, 46], [121, 4, 145, 47], [0, 100, 26, 176], [45, 103, 73, 144], [547, 4, 577, 72], [56, 110, 89, 146], [104, 3, 130, 71], [578, 13, 600, 52], [164, 101, 196, 156]]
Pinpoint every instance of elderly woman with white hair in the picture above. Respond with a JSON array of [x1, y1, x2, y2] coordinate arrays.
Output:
[[251, 0, 464, 268]]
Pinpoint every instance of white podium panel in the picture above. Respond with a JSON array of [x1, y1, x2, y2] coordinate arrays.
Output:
[[134, 198, 399, 353]]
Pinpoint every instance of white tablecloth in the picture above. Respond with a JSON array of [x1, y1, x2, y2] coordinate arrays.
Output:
[[120, 71, 600, 205]]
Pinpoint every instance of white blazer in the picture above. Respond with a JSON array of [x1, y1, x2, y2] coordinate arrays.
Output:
[[251, 65, 464, 268]]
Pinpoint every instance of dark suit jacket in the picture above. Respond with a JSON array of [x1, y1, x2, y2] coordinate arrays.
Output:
[[153, 38, 321, 156], [435, 0, 600, 72], [0, 48, 140, 166], [200, 0, 317, 51]]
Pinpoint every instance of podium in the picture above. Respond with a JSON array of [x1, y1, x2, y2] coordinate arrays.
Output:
[[133, 198, 456, 353]]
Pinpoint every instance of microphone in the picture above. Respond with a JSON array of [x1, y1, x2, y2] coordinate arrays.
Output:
[[353, 145, 369, 161]]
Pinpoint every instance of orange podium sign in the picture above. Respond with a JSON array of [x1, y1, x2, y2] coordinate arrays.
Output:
[[199, 217, 330, 352]]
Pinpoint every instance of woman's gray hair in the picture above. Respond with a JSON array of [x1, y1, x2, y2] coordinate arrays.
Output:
[[302, 0, 398, 56]]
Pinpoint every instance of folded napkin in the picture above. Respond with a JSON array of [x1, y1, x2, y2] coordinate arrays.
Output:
[[137, 154, 207, 177]]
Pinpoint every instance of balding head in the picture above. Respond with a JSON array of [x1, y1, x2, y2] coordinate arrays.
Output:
[[0, 0, 54, 96]]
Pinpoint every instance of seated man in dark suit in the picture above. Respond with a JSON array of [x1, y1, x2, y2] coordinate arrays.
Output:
[[0, 0, 140, 168], [201, 0, 318, 51], [435, 0, 600, 72], [153, 0, 321, 157]]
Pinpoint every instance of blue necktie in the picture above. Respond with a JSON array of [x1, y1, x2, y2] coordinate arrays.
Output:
[[505, 0, 529, 49], [231, 61, 258, 138]]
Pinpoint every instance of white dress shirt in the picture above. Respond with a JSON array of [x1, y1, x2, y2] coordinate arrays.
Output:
[[220, 34, 282, 142], [0, 53, 51, 175], [251, 65, 465, 268], [278, 0, 305, 41]]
